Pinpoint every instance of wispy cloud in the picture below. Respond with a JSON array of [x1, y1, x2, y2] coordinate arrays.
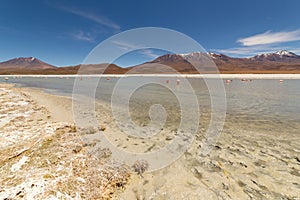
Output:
[[140, 49, 160, 58], [112, 40, 140, 50], [288, 48, 300, 54], [213, 45, 300, 57], [238, 30, 300, 46], [60, 6, 120, 31], [214, 29, 300, 57], [69, 31, 94, 42], [47, 1, 120, 31], [112, 40, 161, 58], [213, 45, 283, 56]]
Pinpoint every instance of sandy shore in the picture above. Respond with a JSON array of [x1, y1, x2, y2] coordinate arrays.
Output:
[[0, 84, 130, 199], [73, 83, 300, 199], [0, 83, 299, 199], [20, 87, 74, 123], [111, 125, 300, 199]]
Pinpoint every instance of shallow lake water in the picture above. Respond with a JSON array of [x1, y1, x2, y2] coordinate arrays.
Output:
[[2, 77, 300, 133]]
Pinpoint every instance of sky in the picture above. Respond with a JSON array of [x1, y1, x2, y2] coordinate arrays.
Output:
[[1, 0, 300, 67]]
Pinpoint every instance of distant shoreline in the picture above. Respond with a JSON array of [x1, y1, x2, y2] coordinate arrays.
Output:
[[1, 74, 300, 79]]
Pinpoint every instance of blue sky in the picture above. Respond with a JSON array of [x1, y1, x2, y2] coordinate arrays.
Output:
[[1, 0, 300, 67]]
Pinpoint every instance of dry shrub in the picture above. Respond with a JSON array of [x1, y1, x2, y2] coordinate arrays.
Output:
[[132, 160, 149, 177], [0, 125, 131, 200]]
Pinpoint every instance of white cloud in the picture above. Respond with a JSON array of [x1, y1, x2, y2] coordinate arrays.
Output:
[[214, 29, 300, 56], [140, 49, 160, 58], [112, 41, 160, 58], [238, 30, 300, 46], [213, 45, 300, 57], [289, 48, 300, 54], [214, 45, 279, 55], [112, 40, 140, 50], [64, 8, 120, 31], [50, 2, 120, 31], [70, 31, 94, 42]]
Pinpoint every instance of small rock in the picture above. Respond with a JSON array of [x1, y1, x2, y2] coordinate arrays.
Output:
[[192, 167, 203, 180], [237, 180, 246, 187], [290, 168, 300, 177], [222, 183, 229, 190], [239, 162, 248, 168], [165, 136, 173, 141], [73, 145, 82, 153], [83, 141, 97, 147], [69, 124, 77, 132], [43, 174, 54, 179], [98, 125, 106, 131]]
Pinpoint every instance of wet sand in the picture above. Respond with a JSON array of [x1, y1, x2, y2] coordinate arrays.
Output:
[[96, 100, 300, 199], [0, 83, 299, 199], [112, 127, 300, 199]]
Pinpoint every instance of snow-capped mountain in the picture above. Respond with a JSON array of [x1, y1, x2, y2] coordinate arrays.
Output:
[[135, 50, 300, 73], [174, 50, 300, 63], [0, 57, 56, 70], [275, 50, 299, 57], [249, 50, 300, 62]]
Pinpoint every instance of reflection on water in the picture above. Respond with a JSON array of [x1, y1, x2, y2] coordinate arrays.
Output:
[[2, 77, 300, 134]]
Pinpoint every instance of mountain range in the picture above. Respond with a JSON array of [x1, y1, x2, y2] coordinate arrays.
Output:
[[1, 50, 300, 74]]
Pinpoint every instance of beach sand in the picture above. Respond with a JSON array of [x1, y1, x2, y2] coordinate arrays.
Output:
[[92, 87, 300, 199], [0, 83, 299, 199], [0, 84, 130, 199], [113, 128, 300, 199]]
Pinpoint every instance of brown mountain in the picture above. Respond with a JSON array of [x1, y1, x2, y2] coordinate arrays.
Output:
[[54, 64, 129, 74], [0, 57, 56, 74], [0, 57, 55, 70], [128, 54, 196, 74], [249, 50, 300, 62], [211, 50, 300, 73], [131, 50, 300, 74], [0, 57, 128, 75], [1, 50, 300, 74]]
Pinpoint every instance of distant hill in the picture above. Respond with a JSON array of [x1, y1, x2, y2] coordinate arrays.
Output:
[[131, 53, 219, 74], [210, 50, 300, 73], [50, 64, 129, 75], [1, 50, 300, 74], [249, 50, 300, 62], [129, 54, 196, 74], [0, 57, 55, 72], [131, 50, 300, 74], [0, 58, 128, 75]]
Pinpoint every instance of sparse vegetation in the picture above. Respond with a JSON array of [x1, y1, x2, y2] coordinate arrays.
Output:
[[0, 86, 131, 199], [132, 160, 149, 177]]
